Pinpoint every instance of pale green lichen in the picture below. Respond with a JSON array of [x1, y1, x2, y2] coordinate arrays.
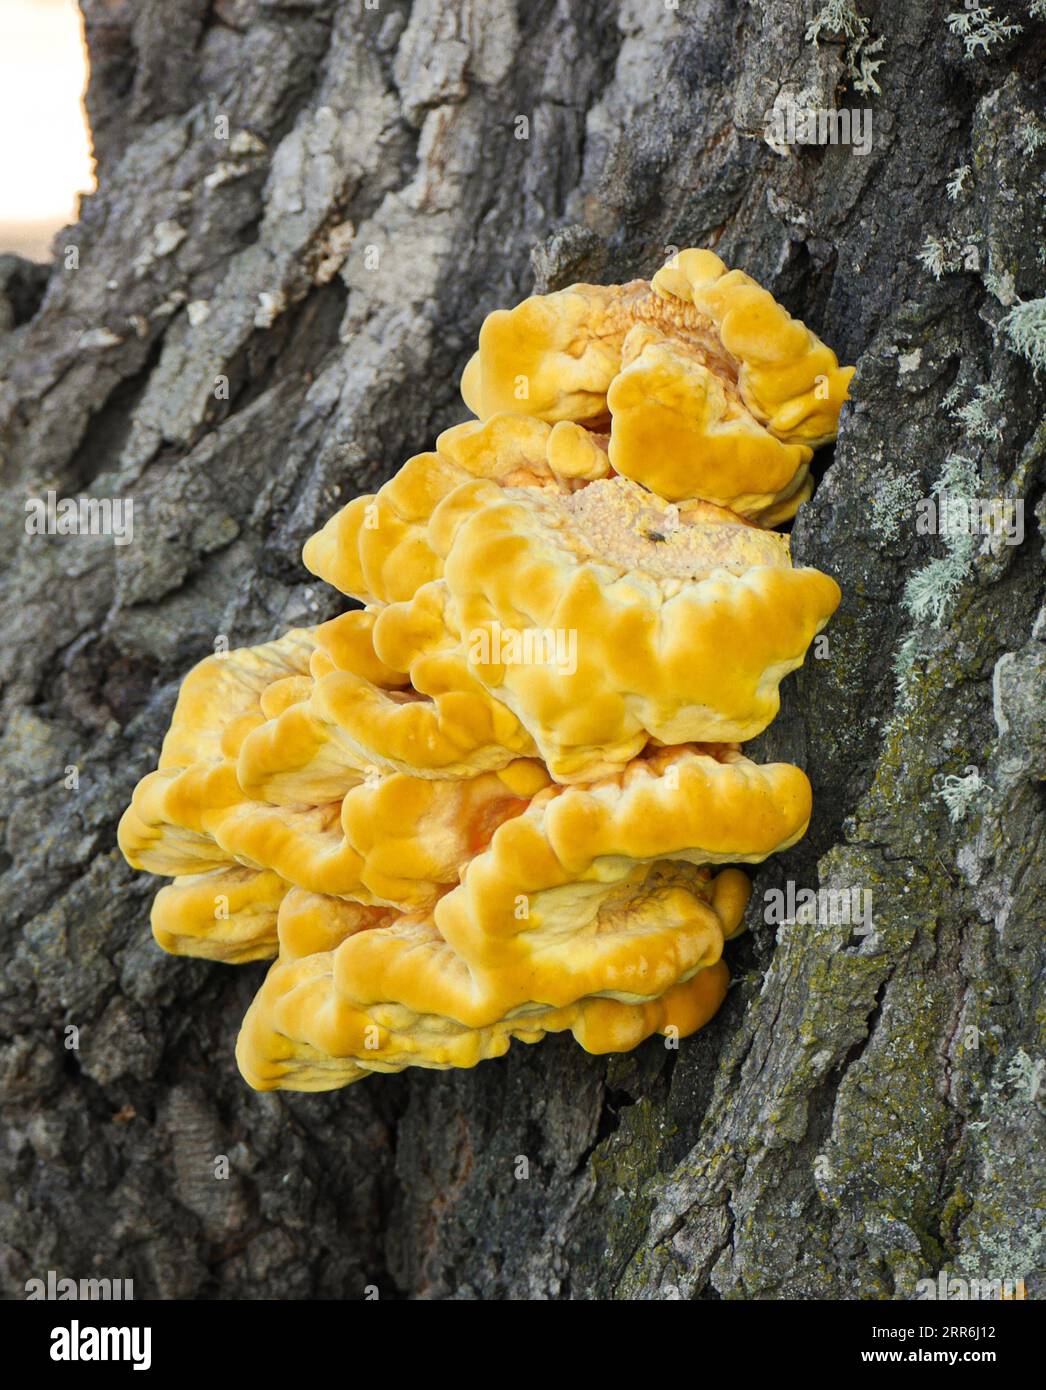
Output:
[[871, 470, 923, 541], [946, 164, 971, 201], [1001, 1048, 1044, 1103], [902, 455, 982, 626], [918, 236, 954, 280], [984, 257, 1018, 305], [917, 230, 983, 281], [945, 7, 1022, 57], [904, 552, 970, 625], [917, 234, 976, 280], [805, 2, 885, 95], [951, 383, 1005, 443], [806, 0, 866, 43], [998, 296, 1046, 374], [850, 36, 885, 96], [935, 767, 989, 822], [893, 633, 927, 710], [1017, 118, 1046, 158]]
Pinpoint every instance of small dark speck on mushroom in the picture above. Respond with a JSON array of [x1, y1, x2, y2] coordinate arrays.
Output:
[[646, 530, 666, 542]]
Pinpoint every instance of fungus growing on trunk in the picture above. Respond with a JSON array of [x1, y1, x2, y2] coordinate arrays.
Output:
[[120, 248, 850, 1091], [460, 249, 852, 522]]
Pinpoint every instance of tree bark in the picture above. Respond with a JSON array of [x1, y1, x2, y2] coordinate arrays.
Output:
[[1, 0, 1043, 1300]]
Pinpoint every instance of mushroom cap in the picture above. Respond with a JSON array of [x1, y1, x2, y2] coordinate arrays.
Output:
[[607, 324, 814, 522], [459, 248, 853, 520], [460, 281, 641, 425], [235, 608, 538, 800], [157, 627, 317, 770], [373, 477, 840, 780], [150, 866, 288, 963], [237, 946, 732, 1091], [302, 414, 601, 605], [123, 693, 548, 917], [235, 867, 742, 1091], [235, 742, 814, 1091], [651, 249, 855, 448]]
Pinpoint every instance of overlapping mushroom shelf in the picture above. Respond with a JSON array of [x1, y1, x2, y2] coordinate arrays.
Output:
[[119, 249, 850, 1091]]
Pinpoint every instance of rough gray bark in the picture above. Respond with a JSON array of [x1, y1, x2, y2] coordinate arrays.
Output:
[[1, 0, 1043, 1300]]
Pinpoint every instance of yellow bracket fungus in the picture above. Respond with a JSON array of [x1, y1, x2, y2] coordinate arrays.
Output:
[[120, 247, 848, 1091], [151, 867, 288, 964], [371, 476, 839, 780], [236, 877, 740, 1092], [302, 413, 602, 605], [461, 248, 853, 522], [235, 609, 538, 799]]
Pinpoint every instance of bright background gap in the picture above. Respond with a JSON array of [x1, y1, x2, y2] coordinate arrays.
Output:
[[0, 0, 96, 261]]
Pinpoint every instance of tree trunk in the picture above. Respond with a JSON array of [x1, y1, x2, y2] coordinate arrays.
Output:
[[1, 0, 1043, 1300]]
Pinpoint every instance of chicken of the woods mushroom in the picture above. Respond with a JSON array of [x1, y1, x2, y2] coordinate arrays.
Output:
[[119, 249, 851, 1092]]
